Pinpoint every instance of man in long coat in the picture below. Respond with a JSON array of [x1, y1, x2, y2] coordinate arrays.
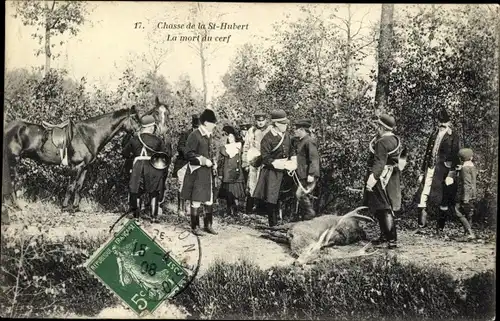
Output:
[[253, 109, 293, 227], [242, 112, 271, 214], [181, 108, 218, 236], [293, 119, 320, 221], [122, 115, 168, 222], [363, 114, 403, 249], [173, 114, 200, 215], [415, 108, 460, 234]]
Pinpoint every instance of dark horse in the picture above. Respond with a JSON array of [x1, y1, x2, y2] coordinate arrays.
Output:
[[4, 106, 141, 212]]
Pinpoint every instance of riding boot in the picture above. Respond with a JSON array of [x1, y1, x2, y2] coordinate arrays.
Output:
[[203, 205, 218, 235], [437, 209, 447, 234], [150, 197, 159, 223], [129, 193, 140, 218], [383, 210, 397, 249], [190, 207, 205, 236], [266, 202, 278, 227], [417, 207, 428, 228], [177, 191, 182, 215], [245, 197, 254, 214]]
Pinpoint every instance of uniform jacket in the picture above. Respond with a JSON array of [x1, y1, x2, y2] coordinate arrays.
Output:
[[416, 125, 460, 207], [122, 132, 167, 194], [217, 142, 245, 184], [242, 125, 271, 168], [253, 128, 294, 204], [180, 126, 214, 203], [363, 133, 402, 212], [172, 129, 193, 177], [295, 134, 320, 180], [457, 161, 477, 203], [242, 125, 271, 196]]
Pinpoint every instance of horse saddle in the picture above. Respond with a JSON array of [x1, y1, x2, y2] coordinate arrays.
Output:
[[42, 119, 74, 166]]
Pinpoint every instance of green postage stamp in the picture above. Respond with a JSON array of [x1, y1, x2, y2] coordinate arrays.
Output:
[[85, 219, 201, 316]]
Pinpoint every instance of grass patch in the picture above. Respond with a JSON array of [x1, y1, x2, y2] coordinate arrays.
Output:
[[174, 256, 496, 320]]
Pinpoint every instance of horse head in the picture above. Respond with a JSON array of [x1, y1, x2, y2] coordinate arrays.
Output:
[[142, 96, 173, 137], [123, 105, 141, 134]]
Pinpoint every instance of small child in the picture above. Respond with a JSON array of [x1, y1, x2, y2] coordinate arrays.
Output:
[[217, 125, 246, 216], [454, 148, 477, 240]]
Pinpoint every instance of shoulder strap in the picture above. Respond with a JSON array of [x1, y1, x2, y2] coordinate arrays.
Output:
[[138, 133, 160, 154], [271, 132, 286, 153]]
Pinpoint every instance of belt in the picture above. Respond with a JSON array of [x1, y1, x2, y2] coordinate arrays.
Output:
[[133, 155, 151, 165]]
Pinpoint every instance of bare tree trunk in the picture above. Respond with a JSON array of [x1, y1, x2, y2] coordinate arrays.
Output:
[[374, 4, 394, 114], [200, 43, 208, 109], [44, 1, 51, 75], [344, 3, 352, 97]]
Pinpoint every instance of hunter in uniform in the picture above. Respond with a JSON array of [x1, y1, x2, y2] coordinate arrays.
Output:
[[293, 119, 320, 221], [415, 108, 460, 235], [173, 114, 200, 215], [122, 115, 168, 222], [181, 108, 218, 236], [363, 114, 403, 249], [242, 112, 271, 214], [253, 109, 293, 227]]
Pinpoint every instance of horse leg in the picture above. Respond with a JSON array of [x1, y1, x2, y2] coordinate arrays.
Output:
[[72, 167, 88, 213], [62, 165, 82, 211], [62, 180, 77, 211], [9, 156, 22, 210]]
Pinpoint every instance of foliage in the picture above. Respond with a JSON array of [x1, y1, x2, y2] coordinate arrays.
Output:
[[11, 0, 89, 60], [3, 67, 207, 210], [0, 231, 116, 317], [215, 4, 498, 222], [389, 4, 499, 222], [174, 257, 495, 320]]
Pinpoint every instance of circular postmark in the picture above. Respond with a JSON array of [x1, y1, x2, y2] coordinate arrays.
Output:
[[86, 216, 201, 317]]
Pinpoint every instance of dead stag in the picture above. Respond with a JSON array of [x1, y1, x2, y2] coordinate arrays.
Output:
[[256, 206, 379, 265]]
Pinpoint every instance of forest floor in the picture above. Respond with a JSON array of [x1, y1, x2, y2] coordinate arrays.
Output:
[[1, 199, 496, 319]]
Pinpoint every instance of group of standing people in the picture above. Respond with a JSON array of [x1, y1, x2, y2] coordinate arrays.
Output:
[[122, 104, 478, 247], [362, 108, 477, 249], [169, 108, 320, 235]]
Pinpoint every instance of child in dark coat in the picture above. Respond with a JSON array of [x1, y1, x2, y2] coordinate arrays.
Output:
[[217, 125, 246, 216], [453, 148, 477, 240]]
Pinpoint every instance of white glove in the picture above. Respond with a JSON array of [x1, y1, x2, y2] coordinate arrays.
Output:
[[418, 174, 424, 184], [307, 175, 314, 183], [445, 176, 454, 186], [366, 174, 377, 192], [204, 158, 213, 168], [271, 159, 286, 170]]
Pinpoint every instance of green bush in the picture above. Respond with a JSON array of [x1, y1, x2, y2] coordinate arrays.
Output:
[[0, 233, 117, 317], [174, 257, 495, 320]]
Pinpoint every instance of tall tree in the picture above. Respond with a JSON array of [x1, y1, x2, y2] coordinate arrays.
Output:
[[374, 4, 394, 113], [188, 3, 226, 109], [11, 0, 88, 75]]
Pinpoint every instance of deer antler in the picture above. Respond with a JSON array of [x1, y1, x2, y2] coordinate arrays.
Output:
[[295, 206, 375, 265]]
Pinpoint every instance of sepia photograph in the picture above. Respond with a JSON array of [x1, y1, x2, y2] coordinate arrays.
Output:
[[1, 1, 497, 319]]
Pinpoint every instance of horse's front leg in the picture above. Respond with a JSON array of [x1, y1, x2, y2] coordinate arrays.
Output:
[[72, 166, 88, 213], [62, 165, 82, 211]]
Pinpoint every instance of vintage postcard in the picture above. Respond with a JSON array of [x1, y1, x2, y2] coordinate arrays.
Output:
[[2, 1, 497, 319]]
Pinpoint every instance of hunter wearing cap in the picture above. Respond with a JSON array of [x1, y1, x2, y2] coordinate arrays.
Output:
[[253, 109, 293, 227], [415, 108, 460, 235], [293, 119, 320, 221], [242, 112, 271, 214], [181, 108, 218, 236], [363, 114, 403, 249], [173, 114, 200, 215], [122, 114, 169, 222]]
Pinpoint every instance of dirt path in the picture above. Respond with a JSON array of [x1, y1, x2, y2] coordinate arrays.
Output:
[[2, 202, 496, 318]]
